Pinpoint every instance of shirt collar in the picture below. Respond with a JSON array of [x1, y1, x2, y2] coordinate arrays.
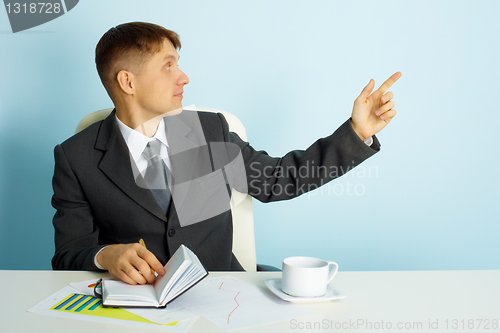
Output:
[[115, 115, 169, 163]]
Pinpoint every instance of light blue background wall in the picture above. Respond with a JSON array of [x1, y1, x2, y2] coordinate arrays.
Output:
[[1, 0, 499, 271]]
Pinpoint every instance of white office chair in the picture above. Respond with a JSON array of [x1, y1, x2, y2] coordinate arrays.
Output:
[[76, 107, 259, 272]]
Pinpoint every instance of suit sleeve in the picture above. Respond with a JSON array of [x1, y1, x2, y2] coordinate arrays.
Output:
[[218, 114, 381, 203], [51, 144, 103, 270]]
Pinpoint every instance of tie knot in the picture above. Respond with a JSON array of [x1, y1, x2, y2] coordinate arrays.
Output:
[[143, 140, 162, 160]]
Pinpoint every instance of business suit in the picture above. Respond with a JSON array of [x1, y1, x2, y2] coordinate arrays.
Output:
[[52, 110, 380, 271]]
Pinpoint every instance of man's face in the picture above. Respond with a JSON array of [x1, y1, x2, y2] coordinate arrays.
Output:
[[133, 39, 189, 118]]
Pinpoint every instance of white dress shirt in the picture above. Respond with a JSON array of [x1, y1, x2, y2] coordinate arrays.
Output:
[[115, 115, 172, 174]]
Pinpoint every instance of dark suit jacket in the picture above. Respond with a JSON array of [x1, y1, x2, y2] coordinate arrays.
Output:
[[51, 110, 380, 271]]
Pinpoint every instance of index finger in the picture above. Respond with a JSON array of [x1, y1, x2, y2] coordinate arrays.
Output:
[[376, 72, 402, 95], [137, 246, 166, 276]]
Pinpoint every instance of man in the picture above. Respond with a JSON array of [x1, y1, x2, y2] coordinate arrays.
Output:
[[52, 22, 401, 285]]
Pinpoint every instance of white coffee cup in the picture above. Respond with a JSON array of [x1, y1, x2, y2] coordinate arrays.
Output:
[[281, 256, 338, 297]]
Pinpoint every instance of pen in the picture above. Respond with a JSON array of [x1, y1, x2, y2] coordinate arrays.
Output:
[[138, 238, 156, 275]]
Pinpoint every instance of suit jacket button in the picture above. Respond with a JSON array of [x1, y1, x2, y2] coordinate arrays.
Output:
[[168, 229, 176, 237]]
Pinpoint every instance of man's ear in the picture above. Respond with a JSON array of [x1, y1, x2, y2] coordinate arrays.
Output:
[[116, 70, 135, 95]]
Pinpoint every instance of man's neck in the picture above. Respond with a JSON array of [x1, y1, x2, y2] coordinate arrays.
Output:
[[115, 106, 163, 138]]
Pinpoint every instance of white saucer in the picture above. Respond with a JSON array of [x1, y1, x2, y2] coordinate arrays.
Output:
[[264, 278, 347, 303]]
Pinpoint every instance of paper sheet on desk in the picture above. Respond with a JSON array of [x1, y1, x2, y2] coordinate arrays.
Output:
[[175, 275, 314, 330], [28, 284, 197, 332]]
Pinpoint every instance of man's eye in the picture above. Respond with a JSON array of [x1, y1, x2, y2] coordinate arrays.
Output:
[[166, 65, 171, 71]]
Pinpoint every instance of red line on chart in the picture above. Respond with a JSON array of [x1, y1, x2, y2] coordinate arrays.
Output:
[[219, 282, 240, 324]]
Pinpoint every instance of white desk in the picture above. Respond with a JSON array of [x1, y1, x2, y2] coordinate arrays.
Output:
[[1, 270, 499, 332]]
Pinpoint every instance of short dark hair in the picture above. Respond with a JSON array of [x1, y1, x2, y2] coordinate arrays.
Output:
[[95, 22, 181, 96]]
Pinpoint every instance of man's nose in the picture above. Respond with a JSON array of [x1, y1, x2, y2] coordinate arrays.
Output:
[[178, 69, 189, 85]]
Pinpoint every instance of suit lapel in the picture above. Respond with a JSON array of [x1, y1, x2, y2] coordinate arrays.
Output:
[[95, 110, 167, 222]]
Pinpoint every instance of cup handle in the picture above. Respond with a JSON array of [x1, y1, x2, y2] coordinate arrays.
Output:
[[326, 261, 338, 284]]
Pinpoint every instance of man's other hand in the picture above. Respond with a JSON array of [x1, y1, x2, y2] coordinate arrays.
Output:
[[351, 72, 402, 141], [96, 243, 166, 285]]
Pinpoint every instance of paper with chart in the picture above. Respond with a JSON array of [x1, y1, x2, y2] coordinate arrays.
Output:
[[28, 284, 196, 332], [175, 275, 314, 330]]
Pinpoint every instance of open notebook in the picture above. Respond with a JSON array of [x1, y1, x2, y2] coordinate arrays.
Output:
[[102, 244, 207, 307]]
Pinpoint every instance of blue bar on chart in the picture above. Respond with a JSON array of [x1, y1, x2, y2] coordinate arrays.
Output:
[[88, 299, 102, 311], [76, 297, 97, 312], [65, 295, 88, 311], [54, 294, 81, 310]]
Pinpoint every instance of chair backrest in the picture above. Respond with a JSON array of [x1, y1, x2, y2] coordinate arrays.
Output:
[[75, 107, 257, 272]]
